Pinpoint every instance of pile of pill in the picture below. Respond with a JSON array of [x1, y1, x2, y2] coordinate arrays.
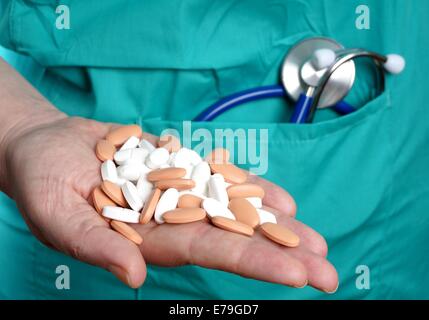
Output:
[[91, 124, 300, 248]]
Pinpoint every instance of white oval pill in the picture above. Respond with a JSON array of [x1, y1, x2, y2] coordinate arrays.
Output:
[[117, 163, 141, 181], [191, 161, 211, 196], [121, 181, 144, 212], [202, 198, 235, 220], [101, 160, 118, 183], [102, 206, 140, 223], [146, 148, 170, 169], [136, 174, 153, 203], [119, 136, 140, 150], [125, 148, 148, 165], [183, 164, 194, 179], [171, 148, 189, 168], [139, 139, 156, 152], [172, 147, 200, 169], [188, 149, 203, 166], [140, 163, 152, 176], [154, 188, 179, 224], [208, 173, 229, 206], [115, 148, 148, 166], [168, 152, 177, 166], [246, 197, 263, 209], [114, 149, 133, 166], [115, 178, 127, 187], [257, 208, 277, 225]]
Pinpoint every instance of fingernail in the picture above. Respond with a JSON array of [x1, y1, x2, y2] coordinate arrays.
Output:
[[108, 265, 132, 287], [293, 280, 308, 289], [324, 282, 339, 294]]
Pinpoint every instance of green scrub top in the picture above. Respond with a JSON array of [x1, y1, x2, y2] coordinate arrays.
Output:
[[1, 0, 428, 299]]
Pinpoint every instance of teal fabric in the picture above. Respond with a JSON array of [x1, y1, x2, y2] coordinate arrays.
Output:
[[1, 0, 428, 299]]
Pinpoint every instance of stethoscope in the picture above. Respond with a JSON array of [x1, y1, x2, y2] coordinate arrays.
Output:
[[194, 37, 405, 123]]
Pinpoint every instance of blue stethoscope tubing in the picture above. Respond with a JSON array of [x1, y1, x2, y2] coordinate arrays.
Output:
[[193, 85, 355, 122]]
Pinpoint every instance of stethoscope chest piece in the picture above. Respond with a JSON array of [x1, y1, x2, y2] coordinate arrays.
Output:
[[281, 37, 356, 108]]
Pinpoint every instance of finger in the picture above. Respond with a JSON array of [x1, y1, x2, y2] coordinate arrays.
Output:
[[134, 222, 308, 287], [47, 196, 147, 288], [287, 248, 339, 293], [266, 206, 328, 257], [247, 175, 296, 217]]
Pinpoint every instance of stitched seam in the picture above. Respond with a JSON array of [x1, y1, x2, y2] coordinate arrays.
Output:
[[8, 0, 17, 49]]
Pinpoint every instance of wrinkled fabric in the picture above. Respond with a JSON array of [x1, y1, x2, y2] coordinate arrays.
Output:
[[0, 0, 428, 299]]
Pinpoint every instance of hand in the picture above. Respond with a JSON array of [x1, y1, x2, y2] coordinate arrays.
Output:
[[134, 174, 338, 293], [3, 116, 338, 293]]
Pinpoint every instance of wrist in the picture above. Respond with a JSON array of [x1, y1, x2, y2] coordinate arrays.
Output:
[[0, 103, 66, 195]]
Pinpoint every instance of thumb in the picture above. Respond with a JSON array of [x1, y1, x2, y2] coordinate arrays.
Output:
[[55, 197, 147, 288]]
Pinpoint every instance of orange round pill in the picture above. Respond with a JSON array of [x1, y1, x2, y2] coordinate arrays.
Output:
[[228, 198, 259, 229], [147, 167, 186, 182], [106, 125, 143, 147], [91, 186, 117, 214], [259, 223, 300, 247], [227, 183, 265, 199], [178, 194, 203, 208], [110, 220, 143, 245], [95, 139, 116, 162], [140, 188, 161, 224], [100, 181, 128, 207], [155, 179, 195, 191], [211, 216, 254, 237], [163, 208, 206, 224], [209, 163, 247, 184]]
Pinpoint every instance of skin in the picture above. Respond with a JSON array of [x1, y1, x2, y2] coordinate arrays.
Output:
[[0, 58, 338, 293]]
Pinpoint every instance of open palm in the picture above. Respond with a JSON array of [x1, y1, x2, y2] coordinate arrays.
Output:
[[4, 116, 338, 293]]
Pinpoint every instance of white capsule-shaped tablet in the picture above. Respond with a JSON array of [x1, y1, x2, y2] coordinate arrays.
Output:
[[257, 208, 277, 225], [154, 188, 179, 224], [171, 147, 201, 168], [183, 164, 194, 179], [101, 160, 118, 183], [139, 139, 156, 152], [136, 174, 153, 203], [171, 148, 190, 168], [119, 136, 140, 150], [191, 161, 211, 196], [117, 163, 142, 181], [127, 148, 149, 165], [140, 163, 151, 174], [102, 206, 140, 223], [168, 152, 177, 166], [114, 149, 133, 165], [115, 178, 127, 187], [208, 173, 229, 206], [146, 148, 170, 169], [188, 149, 203, 166], [246, 197, 263, 209], [114, 148, 148, 166], [202, 198, 235, 220], [121, 181, 144, 212]]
